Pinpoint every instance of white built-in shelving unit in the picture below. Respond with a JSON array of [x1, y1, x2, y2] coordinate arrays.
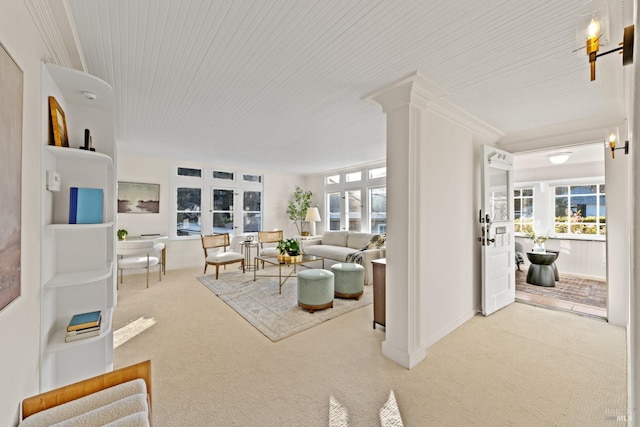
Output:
[[40, 63, 116, 391]]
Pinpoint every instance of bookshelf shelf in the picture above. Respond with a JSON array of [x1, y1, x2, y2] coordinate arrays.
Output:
[[44, 264, 114, 289], [45, 307, 114, 354], [40, 63, 117, 391]]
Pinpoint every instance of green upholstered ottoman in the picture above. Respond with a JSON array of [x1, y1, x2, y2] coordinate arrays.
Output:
[[331, 263, 364, 299], [297, 269, 334, 313]]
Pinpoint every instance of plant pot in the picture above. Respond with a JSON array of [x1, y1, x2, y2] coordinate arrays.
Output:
[[300, 231, 310, 236], [532, 242, 545, 252]]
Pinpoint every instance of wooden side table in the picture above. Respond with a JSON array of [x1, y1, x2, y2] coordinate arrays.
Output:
[[372, 258, 386, 329]]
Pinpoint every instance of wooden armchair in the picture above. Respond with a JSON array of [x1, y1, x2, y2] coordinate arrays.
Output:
[[258, 230, 283, 268], [201, 233, 245, 279]]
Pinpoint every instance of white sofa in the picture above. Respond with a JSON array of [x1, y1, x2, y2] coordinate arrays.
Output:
[[301, 231, 385, 285]]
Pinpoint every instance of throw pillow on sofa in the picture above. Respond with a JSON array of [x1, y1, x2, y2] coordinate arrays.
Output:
[[365, 234, 386, 249]]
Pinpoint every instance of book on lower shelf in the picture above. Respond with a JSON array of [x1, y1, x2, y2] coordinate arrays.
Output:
[[67, 310, 102, 332], [65, 327, 101, 342]]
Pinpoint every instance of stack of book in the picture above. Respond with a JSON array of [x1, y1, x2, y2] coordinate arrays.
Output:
[[65, 310, 102, 343]]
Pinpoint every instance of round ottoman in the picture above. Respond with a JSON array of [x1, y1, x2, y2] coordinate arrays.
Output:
[[331, 263, 364, 299], [297, 269, 334, 313]]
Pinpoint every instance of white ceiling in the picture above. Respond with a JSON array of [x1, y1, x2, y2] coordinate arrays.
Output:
[[60, 0, 632, 174]]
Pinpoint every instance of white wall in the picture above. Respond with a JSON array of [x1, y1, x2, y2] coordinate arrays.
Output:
[[515, 237, 606, 279], [420, 111, 483, 348], [116, 152, 305, 271], [0, 0, 50, 424]]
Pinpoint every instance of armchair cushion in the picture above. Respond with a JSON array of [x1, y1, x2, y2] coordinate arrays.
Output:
[[206, 252, 244, 263]]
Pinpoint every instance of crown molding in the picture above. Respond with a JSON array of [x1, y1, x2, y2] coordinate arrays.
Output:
[[364, 71, 504, 142], [497, 114, 626, 153], [24, 0, 84, 70]]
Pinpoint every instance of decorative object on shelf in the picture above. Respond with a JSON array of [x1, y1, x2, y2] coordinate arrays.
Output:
[[287, 185, 313, 235], [525, 231, 549, 253], [0, 41, 23, 313], [305, 206, 321, 236], [79, 128, 95, 151], [117, 229, 128, 241], [244, 234, 254, 243], [118, 181, 160, 213], [48, 96, 69, 147], [69, 187, 104, 224], [277, 238, 302, 262], [582, 13, 634, 81]]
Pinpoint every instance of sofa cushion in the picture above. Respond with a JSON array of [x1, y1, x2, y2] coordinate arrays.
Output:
[[347, 232, 374, 250], [303, 245, 354, 261], [321, 231, 349, 247]]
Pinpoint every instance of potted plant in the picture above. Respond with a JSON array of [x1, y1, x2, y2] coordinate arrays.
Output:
[[117, 229, 128, 241], [276, 238, 302, 262], [525, 230, 548, 252], [287, 186, 313, 236]]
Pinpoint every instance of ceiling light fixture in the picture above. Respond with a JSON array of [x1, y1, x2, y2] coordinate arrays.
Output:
[[82, 91, 97, 100], [608, 131, 629, 159], [548, 152, 571, 165], [585, 15, 634, 81]]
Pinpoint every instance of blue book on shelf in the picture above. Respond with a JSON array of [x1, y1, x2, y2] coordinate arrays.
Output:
[[67, 310, 102, 331], [69, 187, 103, 224]]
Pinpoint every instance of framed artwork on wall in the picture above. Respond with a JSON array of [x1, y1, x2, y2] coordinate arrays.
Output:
[[118, 181, 160, 213], [48, 96, 69, 147], [0, 42, 23, 312]]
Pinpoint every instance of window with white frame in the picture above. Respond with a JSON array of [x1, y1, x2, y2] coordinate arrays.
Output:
[[514, 187, 534, 234], [324, 164, 386, 233], [554, 184, 606, 236], [173, 165, 263, 238]]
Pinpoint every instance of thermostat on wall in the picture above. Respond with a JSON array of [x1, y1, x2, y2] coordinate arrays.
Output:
[[46, 170, 60, 192]]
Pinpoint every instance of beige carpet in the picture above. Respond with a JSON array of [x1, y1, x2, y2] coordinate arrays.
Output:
[[197, 267, 372, 341], [114, 267, 627, 426]]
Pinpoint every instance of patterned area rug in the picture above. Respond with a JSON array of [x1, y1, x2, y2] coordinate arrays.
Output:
[[198, 266, 372, 342], [515, 269, 606, 308]]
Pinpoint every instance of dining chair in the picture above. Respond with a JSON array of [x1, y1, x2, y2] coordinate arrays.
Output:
[[117, 240, 161, 288]]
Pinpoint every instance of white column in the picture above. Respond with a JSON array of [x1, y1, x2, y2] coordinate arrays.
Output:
[[366, 73, 442, 368]]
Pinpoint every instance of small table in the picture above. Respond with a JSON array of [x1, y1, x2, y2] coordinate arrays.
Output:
[[526, 252, 557, 287], [254, 254, 325, 294], [240, 241, 259, 271]]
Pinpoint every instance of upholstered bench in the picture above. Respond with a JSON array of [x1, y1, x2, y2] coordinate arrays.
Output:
[[20, 360, 152, 426], [297, 269, 334, 313], [331, 262, 364, 299]]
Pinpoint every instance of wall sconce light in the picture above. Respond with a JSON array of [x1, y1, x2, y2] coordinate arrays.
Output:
[[585, 15, 634, 81], [608, 131, 629, 159], [548, 152, 571, 165]]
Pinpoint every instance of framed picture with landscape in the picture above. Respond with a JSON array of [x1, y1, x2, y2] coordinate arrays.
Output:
[[0, 42, 23, 312], [118, 182, 160, 213]]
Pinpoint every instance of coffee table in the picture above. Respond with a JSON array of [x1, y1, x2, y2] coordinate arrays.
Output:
[[254, 254, 325, 293]]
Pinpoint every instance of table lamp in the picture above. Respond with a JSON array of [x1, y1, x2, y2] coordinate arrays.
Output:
[[305, 207, 321, 236]]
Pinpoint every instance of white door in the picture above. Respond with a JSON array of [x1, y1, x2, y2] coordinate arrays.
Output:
[[480, 145, 515, 316]]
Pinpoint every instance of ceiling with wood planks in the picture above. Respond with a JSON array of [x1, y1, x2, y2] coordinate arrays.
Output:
[[62, 0, 632, 173]]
